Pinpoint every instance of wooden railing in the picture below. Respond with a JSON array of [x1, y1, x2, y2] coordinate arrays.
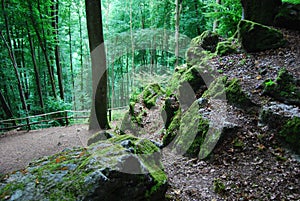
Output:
[[0, 110, 90, 132], [0, 107, 128, 132]]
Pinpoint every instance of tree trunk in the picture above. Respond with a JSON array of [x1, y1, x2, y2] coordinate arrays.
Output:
[[68, 3, 76, 110], [51, 0, 64, 100], [175, 0, 182, 67], [1, 30, 30, 130], [0, 90, 15, 124], [241, 0, 282, 25], [27, 23, 44, 110], [86, 0, 110, 130], [28, 2, 57, 99]]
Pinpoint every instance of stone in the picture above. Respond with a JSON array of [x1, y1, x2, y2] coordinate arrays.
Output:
[[190, 30, 220, 52], [87, 130, 114, 146], [274, 2, 300, 30], [0, 135, 168, 201], [259, 102, 300, 154], [262, 68, 300, 106], [216, 40, 237, 56], [237, 20, 286, 52]]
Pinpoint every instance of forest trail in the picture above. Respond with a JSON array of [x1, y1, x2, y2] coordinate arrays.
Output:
[[0, 125, 93, 174]]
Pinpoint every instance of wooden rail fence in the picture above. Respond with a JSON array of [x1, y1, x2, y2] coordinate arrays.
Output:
[[0, 107, 128, 132]]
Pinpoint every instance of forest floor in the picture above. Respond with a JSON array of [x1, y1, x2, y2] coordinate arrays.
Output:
[[0, 28, 300, 200]]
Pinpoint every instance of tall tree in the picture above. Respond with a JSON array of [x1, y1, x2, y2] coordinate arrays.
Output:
[[86, 0, 110, 130]]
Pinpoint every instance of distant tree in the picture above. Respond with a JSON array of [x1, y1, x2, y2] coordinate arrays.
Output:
[[85, 0, 110, 130]]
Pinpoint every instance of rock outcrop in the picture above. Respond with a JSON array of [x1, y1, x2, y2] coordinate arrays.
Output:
[[275, 2, 300, 30], [238, 20, 286, 52], [0, 134, 168, 201]]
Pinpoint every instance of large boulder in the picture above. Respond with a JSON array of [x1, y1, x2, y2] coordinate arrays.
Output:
[[274, 2, 300, 30], [259, 102, 300, 154], [241, 0, 282, 26], [190, 30, 220, 53], [262, 68, 300, 106], [237, 20, 286, 52], [0, 134, 168, 201]]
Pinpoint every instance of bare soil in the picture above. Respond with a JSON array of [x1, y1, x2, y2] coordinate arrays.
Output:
[[0, 125, 93, 174]]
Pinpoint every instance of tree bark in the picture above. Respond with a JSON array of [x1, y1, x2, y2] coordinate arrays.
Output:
[[0, 90, 15, 123], [51, 0, 64, 100], [27, 23, 44, 110], [86, 0, 110, 130], [28, 2, 57, 99], [175, 0, 182, 67]]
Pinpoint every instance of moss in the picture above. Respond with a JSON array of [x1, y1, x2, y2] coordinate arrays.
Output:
[[204, 76, 253, 108], [213, 178, 226, 194], [263, 68, 300, 104], [141, 83, 164, 109], [216, 40, 237, 56], [172, 101, 209, 158], [238, 20, 286, 52], [279, 117, 300, 154], [225, 78, 254, 108], [162, 110, 182, 146], [190, 30, 220, 52]]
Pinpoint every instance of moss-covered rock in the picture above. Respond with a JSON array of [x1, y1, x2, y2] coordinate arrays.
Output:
[[171, 101, 209, 158], [0, 134, 168, 201], [216, 40, 237, 56], [142, 83, 164, 109], [237, 20, 286, 52], [162, 95, 180, 129], [274, 2, 300, 30], [263, 68, 300, 106], [87, 130, 114, 146], [279, 117, 300, 154], [162, 109, 182, 147], [190, 31, 220, 52], [204, 77, 254, 109]]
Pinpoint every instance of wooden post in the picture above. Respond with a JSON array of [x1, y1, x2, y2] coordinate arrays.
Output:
[[108, 109, 112, 122], [65, 111, 69, 126]]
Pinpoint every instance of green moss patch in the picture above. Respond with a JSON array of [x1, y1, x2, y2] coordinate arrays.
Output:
[[279, 117, 300, 154], [263, 68, 300, 105], [216, 40, 238, 56], [142, 83, 164, 109]]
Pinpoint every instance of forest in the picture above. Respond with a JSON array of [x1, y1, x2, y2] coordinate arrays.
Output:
[[0, 0, 244, 128], [0, 0, 300, 200]]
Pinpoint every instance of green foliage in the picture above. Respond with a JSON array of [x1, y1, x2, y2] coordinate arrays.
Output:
[[282, 0, 300, 4], [213, 178, 226, 194], [204, 0, 242, 37]]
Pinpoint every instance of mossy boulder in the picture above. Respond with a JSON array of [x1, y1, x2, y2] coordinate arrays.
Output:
[[162, 95, 180, 129], [87, 130, 114, 146], [142, 83, 164, 109], [162, 109, 182, 147], [237, 20, 286, 52], [204, 77, 254, 109], [263, 68, 300, 106], [190, 31, 220, 52], [279, 117, 300, 154], [166, 65, 212, 106], [216, 40, 237, 56], [0, 134, 168, 201], [274, 2, 300, 30], [171, 101, 209, 158], [259, 102, 300, 154]]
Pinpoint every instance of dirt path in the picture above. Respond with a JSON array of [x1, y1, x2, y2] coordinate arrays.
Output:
[[0, 125, 93, 174]]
